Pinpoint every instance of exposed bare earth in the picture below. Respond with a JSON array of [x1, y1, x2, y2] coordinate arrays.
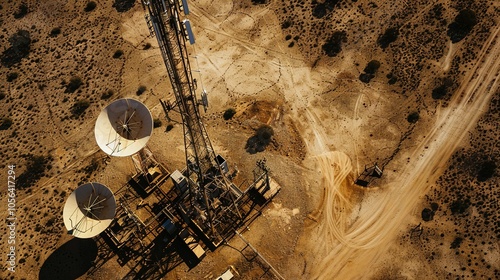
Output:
[[0, 0, 499, 279]]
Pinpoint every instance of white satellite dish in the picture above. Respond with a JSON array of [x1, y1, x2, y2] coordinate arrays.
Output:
[[63, 182, 116, 239], [95, 98, 153, 157]]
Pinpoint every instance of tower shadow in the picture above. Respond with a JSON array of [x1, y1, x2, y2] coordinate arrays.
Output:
[[39, 238, 97, 280]]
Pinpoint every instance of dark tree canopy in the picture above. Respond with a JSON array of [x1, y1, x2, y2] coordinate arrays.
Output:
[[223, 108, 236, 120], [364, 60, 381, 74], [251, 0, 268, 4], [450, 198, 470, 215], [377, 27, 399, 49], [71, 99, 90, 117], [113, 0, 135, 13], [84, 1, 97, 12], [407, 112, 420, 123], [322, 31, 347, 57], [1, 30, 31, 67], [13, 3, 28, 19], [246, 125, 275, 154], [447, 9, 477, 43], [421, 208, 434, 221], [0, 117, 13, 130], [66, 76, 83, 93], [477, 161, 496, 181], [17, 155, 53, 189]]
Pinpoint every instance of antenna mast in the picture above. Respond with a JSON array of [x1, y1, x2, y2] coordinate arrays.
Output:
[[142, 0, 241, 247]]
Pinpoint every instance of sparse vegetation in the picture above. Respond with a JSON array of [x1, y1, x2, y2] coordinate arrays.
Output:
[[143, 43, 152, 50], [136, 85, 147, 96], [17, 154, 53, 189], [66, 76, 83, 93], [71, 99, 90, 117], [223, 108, 236, 120], [83, 158, 99, 175], [153, 118, 162, 128], [0, 117, 13, 130], [0, 92, 5, 100], [84, 1, 97, 12], [166, 123, 174, 131], [113, 49, 124, 58]]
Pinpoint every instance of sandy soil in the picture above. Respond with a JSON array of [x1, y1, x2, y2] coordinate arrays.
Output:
[[0, 0, 499, 279]]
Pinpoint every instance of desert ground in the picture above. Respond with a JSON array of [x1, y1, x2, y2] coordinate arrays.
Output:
[[0, 0, 499, 279]]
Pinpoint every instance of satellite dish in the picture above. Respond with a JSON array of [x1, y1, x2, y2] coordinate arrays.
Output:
[[63, 182, 116, 239], [95, 98, 153, 157]]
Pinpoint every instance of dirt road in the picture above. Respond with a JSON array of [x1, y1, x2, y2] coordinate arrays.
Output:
[[309, 23, 500, 279]]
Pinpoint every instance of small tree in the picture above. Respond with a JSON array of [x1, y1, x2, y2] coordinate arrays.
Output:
[[136, 85, 146, 95], [13, 3, 29, 19], [245, 124, 274, 154], [447, 9, 477, 43], [223, 108, 236, 120], [84, 1, 97, 12], [66, 76, 83, 93], [364, 60, 381, 74], [113, 49, 123, 58], [377, 27, 399, 49], [0, 117, 13, 130], [101, 89, 113, 100], [49, 27, 61, 37], [153, 118, 162, 128], [71, 99, 90, 117], [7, 72, 19, 82], [407, 112, 419, 123]]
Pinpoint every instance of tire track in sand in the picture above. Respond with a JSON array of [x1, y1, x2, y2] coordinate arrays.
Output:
[[311, 24, 500, 279]]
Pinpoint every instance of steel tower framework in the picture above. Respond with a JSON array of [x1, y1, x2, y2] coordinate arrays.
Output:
[[141, 0, 242, 246]]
